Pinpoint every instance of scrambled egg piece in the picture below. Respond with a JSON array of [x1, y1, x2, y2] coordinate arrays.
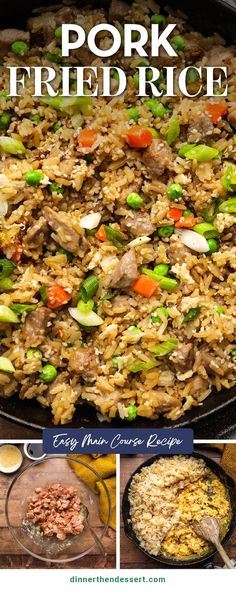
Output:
[[162, 474, 231, 559]]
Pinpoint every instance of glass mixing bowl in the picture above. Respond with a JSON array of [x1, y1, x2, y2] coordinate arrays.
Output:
[[5, 455, 111, 563]]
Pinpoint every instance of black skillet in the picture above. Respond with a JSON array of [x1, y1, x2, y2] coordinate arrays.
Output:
[[122, 452, 236, 568], [0, 0, 236, 433]]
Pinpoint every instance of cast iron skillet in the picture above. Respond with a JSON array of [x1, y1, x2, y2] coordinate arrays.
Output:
[[0, 0, 236, 431], [122, 452, 236, 568]]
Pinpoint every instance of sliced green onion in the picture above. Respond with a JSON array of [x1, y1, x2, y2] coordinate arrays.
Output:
[[183, 145, 219, 162], [0, 305, 20, 323], [146, 127, 158, 138], [127, 360, 158, 372], [142, 269, 178, 290], [26, 348, 43, 360], [126, 403, 138, 421], [165, 115, 180, 146], [69, 300, 103, 327], [153, 264, 169, 276], [29, 113, 41, 124], [0, 112, 11, 130], [203, 199, 221, 222], [112, 355, 122, 370], [0, 259, 16, 279], [10, 303, 38, 314], [57, 246, 74, 262], [222, 165, 236, 192], [231, 349, 236, 358], [178, 143, 196, 157], [151, 306, 169, 323], [0, 277, 13, 291], [40, 95, 93, 116], [0, 356, 15, 373], [0, 136, 26, 156], [55, 26, 62, 39], [149, 338, 178, 356], [80, 274, 99, 302], [101, 290, 117, 300], [183, 307, 201, 323], [219, 197, 236, 214], [39, 284, 48, 305], [215, 304, 224, 316], [193, 223, 219, 239], [206, 238, 219, 254], [104, 225, 124, 248]]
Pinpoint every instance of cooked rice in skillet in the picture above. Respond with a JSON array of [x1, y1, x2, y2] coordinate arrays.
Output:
[[0, 1, 236, 424]]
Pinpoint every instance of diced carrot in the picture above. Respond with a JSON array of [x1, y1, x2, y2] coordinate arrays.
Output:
[[132, 275, 159, 298], [167, 208, 182, 222], [175, 215, 196, 228], [125, 126, 153, 148], [78, 129, 97, 148], [205, 101, 228, 124], [46, 285, 71, 309], [95, 224, 107, 242], [11, 241, 23, 263]]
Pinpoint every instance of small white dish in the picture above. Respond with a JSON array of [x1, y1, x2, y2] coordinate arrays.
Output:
[[23, 442, 46, 461], [0, 444, 23, 474]]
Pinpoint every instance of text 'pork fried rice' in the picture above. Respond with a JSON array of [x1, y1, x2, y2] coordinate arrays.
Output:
[[0, 1, 236, 425]]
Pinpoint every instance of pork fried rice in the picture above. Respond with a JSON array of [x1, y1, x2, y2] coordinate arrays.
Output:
[[0, 1, 236, 425]]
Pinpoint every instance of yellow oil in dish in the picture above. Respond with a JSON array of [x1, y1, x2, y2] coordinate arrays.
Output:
[[0, 445, 21, 469]]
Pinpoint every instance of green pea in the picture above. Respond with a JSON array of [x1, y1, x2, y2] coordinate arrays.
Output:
[[11, 41, 29, 56], [137, 59, 150, 67], [47, 49, 61, 63], [126, 192, 143, 209], [57, 246, 74, 262], [39, 364, 57, 383], [151, 14, 166, 25], [183, 209, 192, 217], [0, 112, 11, 130], [24, 170, 44, 186], [172, 35, 185, 50], [55, 26, 62, 39], [0, 278, 13, 291], [153, 264, 169, 276], [231, 349, 236, 358], [127, 107, 140, 122], [127, 404, 137, 421], [206, 238, 219, 254], [112, 355, 122, 370], [131, 31, 140, 41], [29, 113, 41, 124], [157, 226, 174, 238], [146, 99, 167, 118], [167, 183, 183, 201], [26, 348, 43, 360], [186, 68, 199, 85], [133, 72, 139, 88], [49, 182, 64, 194]]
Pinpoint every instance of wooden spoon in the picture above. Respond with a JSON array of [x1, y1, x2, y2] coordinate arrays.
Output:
[[193, 515, 233, 569]]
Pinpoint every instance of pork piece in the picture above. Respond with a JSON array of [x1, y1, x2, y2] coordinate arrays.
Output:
[[184, 40, 204, 64], [187, 113, 214, 142], [190, 375, 209, 398], [121, 211, 155, 237], [199, 350, 231, 376], [43, 206, 80, 254], [73, 46, 95, 66], [142, 139, 173, 177], [68, 346, 98, 381], [228, 107, 236, 130], [153, 391, 179, 410], [0, 29, 29, 55], [109, 0, 129, 22], [170, 343, 194, 371], [23, 217, 48, 250], [203, 45, 234, 67], [21, 307, 50, 347], [27, 6, 78, 44], [109, 250, 138, 289]]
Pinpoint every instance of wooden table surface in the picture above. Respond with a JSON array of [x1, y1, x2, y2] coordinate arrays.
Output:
[[0, 447, 116, 569], [0, 418, 41, 440], [120, 447, 236, 569]]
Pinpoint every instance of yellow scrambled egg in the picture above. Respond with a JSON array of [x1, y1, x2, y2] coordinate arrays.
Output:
[[161, 473, 231, 559]]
